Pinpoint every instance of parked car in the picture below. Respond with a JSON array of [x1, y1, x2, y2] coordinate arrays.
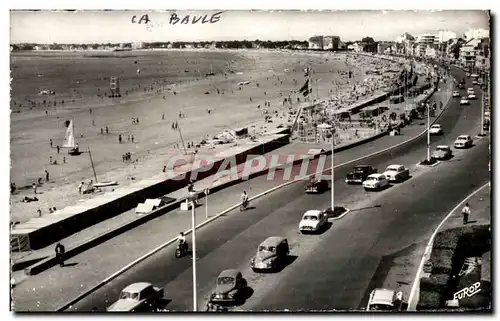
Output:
[[107, 282, 163, 311], [431, 145, 453, 160], [454, 135, 473, 149], [250, 237, 289, 272], [452, 90, 460, 97], [299, 210, 328, 233], [429, 124, 443, 135], [210, 269, 246, 304], [468, 93, 477, 100], [366, 288, 404, 311], [382, 164, 410, 182], [362, 174, 390, 191], [305, 178, 329, 194], [460, 97, 470, 105], [345, 165, 377, 184]]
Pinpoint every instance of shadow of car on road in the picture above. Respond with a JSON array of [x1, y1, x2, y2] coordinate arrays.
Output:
[[254, 255, 299, 274], [154, 298, 173, 311]]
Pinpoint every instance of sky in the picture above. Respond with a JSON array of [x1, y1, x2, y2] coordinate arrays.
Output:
[[10, 10, 490, 44]]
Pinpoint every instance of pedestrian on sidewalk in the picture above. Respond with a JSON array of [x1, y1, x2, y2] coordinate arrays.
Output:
[[55, 242, 66, 267], [462, 203, 471, 225]]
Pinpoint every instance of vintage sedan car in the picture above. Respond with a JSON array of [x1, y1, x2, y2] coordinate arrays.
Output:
[[454, 135, 473, 149], [107, 282, 163, 311], [472, 80, 478, 85], [431, 145, 453, 160], [382, 164, 410, 182], [250, 237, 289, 272], [452, 90, 460, 97], [345, 165, 377, 184], [468, 93, 477, 100], [429, 124, 443, 135], [210, 269, 246, 304], [305, 179, 329, 194], [467, 87, 475, 94], [299, 210, 328, 233], [362, 174, 389, 191], [366, 288, 404, 311], [460, 97, 470, 105]]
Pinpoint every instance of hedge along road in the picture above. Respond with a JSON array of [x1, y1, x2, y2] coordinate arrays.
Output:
[[46, 67, 469, 312]]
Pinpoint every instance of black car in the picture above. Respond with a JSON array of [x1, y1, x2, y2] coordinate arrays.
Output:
[[345, 165, 377, 184], [305, 179, 329, 193], [210, 269, 246, 304]]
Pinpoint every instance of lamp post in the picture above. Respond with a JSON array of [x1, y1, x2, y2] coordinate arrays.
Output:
[[427, 101, 431, 162], [331, 131, 335, 210], [205, 188, 210, 219], [190, 193, 198, 311]]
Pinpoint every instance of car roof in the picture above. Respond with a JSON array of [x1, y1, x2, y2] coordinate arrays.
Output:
[[386, 164, 402, 168], [304, 210, 322, 216], [260, 236, 286, 247], [368, 173, 384, 178], [354, 165, 370, 168], [370, 289, 395, 305], [436, 145, 450, 149], [122, 282, 153, 293], [218, 269, 240, 278], [431, 124, 441, 127]]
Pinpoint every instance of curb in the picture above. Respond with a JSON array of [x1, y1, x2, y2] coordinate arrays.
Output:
[[416, 160, 441, 168], [330, 208, 351, 220], [55, 64, 458, 312], [406, 182, 490, 310]]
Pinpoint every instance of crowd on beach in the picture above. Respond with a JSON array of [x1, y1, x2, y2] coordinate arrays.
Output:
[[11, 51, 405, 223]]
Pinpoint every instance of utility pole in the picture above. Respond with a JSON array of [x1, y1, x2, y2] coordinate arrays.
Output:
[[427, 102, 431, 161], [191, 195, 197, 311], [330, 124, 335, 211]]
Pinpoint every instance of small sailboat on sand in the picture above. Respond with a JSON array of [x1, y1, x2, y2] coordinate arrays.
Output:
[[62, 119, 81, 156], [61, 119, 118, 189]]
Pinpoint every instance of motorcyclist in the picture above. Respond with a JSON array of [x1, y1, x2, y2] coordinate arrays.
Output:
[[177, 232, 187, 252], [241, 191, 249, 208]]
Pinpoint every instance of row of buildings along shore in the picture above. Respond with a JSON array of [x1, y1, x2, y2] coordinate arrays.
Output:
[[308, 28, 489, 71]]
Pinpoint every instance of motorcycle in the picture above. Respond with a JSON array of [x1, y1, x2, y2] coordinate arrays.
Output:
[[239, 199, 249, 212], [175, 242, 189, 258]]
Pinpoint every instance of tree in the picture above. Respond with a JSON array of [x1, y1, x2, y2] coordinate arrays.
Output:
[[362, 37, 375, 43]]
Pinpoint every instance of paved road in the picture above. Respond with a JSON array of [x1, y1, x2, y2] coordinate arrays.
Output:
[[59, 67, 489, 312], [13, 74, 452, 311]]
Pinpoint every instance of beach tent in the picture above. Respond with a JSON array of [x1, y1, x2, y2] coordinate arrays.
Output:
[[136, 198, 163, 214]]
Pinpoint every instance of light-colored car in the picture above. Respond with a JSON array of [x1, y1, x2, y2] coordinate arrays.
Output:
[[467, 88, 475, 94], [468, 93, 477, 100], [454, 135, 473, 149], [460, 97, 470, 105], [299, 210, 328, 233], [107, 282, 163, 311], [472, 80, 478, 85], [362, 174, 389, 191], [431, 145, 453, 160], [250, 237, 289, 271], [452, 90, 460, 97], [382, 164, 410, 182], [429, 124, 443, 135], [366, 288, 404, 311]]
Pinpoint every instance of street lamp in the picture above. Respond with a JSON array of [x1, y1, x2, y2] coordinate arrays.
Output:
[[331, 128, 335, 210], [189, 193, 198, 311], [426, 98, 431, 162]]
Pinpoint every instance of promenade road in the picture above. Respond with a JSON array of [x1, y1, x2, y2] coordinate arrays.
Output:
[[12, 66, 458, 312]]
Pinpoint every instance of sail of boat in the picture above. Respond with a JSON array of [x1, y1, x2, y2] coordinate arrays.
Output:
[[62, 119, 76, 148]]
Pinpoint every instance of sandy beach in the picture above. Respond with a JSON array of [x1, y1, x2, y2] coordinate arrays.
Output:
[[10, 49, 399, 223]]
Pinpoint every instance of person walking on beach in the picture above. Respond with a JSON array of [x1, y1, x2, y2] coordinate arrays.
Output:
[[32, 183, 37, 195], [78, 181, 84, 194], [462, 203, 471, 225], [50, 139, 53, 148], [55, 242, 66, 267], [45, 169, 50, 182], [56, 145, 60, 154], [106, 126, 109, 134], [118, 134, 122, 144], [131, 135, 134, 143]]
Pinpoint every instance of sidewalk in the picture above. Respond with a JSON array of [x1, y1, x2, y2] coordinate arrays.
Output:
[[12, 72, 454, 312]]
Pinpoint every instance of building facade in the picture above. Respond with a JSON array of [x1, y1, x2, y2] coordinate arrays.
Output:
[[464, 28, 489, 41]]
